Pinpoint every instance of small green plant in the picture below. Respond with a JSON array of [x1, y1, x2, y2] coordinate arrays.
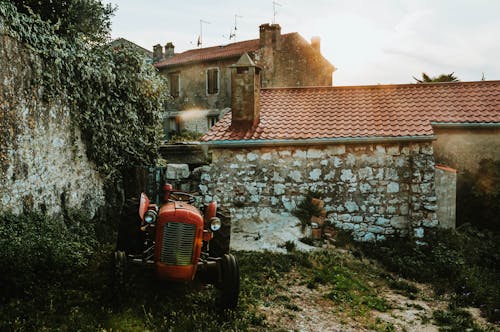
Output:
[[293, 190, 323, 230], [433, 308, 487, 332], [387, 278, 419, 299], [279, 240, 297, 252]]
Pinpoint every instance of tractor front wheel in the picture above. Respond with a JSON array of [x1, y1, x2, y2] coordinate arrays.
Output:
[[217, 254, 240, 309]]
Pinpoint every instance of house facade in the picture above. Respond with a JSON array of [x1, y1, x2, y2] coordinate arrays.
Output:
[[199, 55, 500, 241], [153, 24, 335, 138]]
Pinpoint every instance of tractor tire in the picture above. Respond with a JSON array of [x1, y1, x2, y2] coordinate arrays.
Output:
[[116, 197, 144, 254], [218, 254, 240, 310], [209, 208, 231, 258]]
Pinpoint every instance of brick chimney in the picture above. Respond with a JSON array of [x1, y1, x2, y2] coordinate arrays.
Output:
[[230, 53, 261, 130], [164, 42, 175, 59], [311, 36, 321, 52], [259, 23, 281, 50], [153, 44, 163, 62]]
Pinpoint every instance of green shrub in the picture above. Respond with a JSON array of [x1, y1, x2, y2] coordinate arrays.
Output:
[[0, 211, 97, 299], [457, 159, 500, 232]]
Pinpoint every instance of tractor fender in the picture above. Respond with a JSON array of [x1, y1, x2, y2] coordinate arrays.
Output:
[[204, 201, 217, 221]]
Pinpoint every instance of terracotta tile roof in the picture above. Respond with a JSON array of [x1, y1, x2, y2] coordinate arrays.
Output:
[[155, 38, 261, 68], [201, 81, 500, 143]]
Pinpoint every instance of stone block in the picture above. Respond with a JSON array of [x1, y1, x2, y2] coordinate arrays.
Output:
[[422, 219, 438, 227], [166, 164, 190, 179], [423, 204, 437, 211], [307, 148, 323, 158], [361, 232, 376, 242], [387, 182, 400, 193], [340, 169, 355, 182], [340, 214, 352, 222], [414, 227, 425, 238], [368, 225, 385, 234], [293, 150, 307, 159], [358, 167, 374, 180], [333, 156, 343, 168], [274, 183, 286, 195], [386, 145, 400, 156], [344, 200, 359, 212], [400, 203, 409, 215], [288, 170, 302, 182], [390, 216, 407, 229], [309, 168, 322, 180], [359, 183, 372, 193], [352, 215, 363, 223], [329, 145, 346, 155], [376, 217, 390, 226]]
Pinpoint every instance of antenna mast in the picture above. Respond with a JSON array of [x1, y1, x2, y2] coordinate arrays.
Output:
[[272, 0, 281, 24], [230, 14, 243, 41], [198, 19, 211, 47]]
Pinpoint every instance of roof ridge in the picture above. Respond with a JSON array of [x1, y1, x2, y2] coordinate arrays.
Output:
[[260, 80, 500, 91]]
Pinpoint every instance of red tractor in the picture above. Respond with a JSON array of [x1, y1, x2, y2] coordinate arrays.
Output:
[[114, 183, 239, 309]]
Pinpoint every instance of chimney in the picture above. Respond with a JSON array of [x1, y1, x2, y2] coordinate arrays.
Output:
[[259, 23, 281, 50], [164, 42, 175, 59], [153, 44, 163, 62], [230, 53, 261, 130], [311, 36, 321, 53]]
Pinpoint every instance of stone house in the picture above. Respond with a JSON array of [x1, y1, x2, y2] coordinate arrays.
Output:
[[153, 23, 335, 138], [199, 54, 500, 241]]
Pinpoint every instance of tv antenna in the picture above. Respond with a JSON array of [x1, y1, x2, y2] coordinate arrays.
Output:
[[230, 14, 243, 41], [272, 0, 281, 24], [198, 19, 211, 47]]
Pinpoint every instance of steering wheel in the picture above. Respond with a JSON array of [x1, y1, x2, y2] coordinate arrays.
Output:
[[168, 191, 195, 204]]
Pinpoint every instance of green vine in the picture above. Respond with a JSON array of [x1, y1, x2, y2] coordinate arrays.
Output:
[[0, 1, 168, 182]]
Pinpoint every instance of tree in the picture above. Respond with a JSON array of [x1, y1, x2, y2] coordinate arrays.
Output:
[[413, 72, 459, 83], [9, 0, 115, 42]]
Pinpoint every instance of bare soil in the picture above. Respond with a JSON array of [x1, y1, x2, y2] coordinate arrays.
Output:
[[255, 269, 446, 332]]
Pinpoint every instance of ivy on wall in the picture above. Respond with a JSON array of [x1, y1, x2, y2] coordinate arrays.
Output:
[[0, 1, 167, 183]]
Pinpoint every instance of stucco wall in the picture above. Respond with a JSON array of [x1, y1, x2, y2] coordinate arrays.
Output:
[[0, 33, 104, 217], [433, 127, 500, 173], [200, 141, 438, 241]]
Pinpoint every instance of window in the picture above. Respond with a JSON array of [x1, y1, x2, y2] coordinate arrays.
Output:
[[207, 116, 218, 129], [206, 68, 219, 95], [169, 72, 180, 98]]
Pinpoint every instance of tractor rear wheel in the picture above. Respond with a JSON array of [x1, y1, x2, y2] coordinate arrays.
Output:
[[116, 197, 144, 254], [209, 208, 231, 257], [218, 254, 240, 309]]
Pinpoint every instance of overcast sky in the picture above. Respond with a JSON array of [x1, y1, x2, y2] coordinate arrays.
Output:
[[105, 0, 500, 86]]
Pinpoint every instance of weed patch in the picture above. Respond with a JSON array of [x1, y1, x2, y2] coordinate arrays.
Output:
[[358, 226, 500, 324]]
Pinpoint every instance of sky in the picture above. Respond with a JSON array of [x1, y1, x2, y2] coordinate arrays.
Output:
[[105, 0, 500, 86]]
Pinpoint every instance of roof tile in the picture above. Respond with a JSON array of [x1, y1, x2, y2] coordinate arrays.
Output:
[[202, 81, 500, 142]]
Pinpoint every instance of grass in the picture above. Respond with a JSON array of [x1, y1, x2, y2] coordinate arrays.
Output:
[[0, 243, 399, 331], [357, 225, 500, 325]]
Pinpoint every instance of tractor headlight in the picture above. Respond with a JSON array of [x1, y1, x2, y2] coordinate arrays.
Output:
[[209, 217, 221, 231], [144, 210, 157, 224]]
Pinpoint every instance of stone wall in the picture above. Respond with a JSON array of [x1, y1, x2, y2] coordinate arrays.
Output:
[[0, 33, 104, 217], [199, 141, 439, 241]]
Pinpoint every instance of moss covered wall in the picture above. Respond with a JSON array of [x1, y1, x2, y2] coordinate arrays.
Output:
[[0, 31, 104, 217]]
